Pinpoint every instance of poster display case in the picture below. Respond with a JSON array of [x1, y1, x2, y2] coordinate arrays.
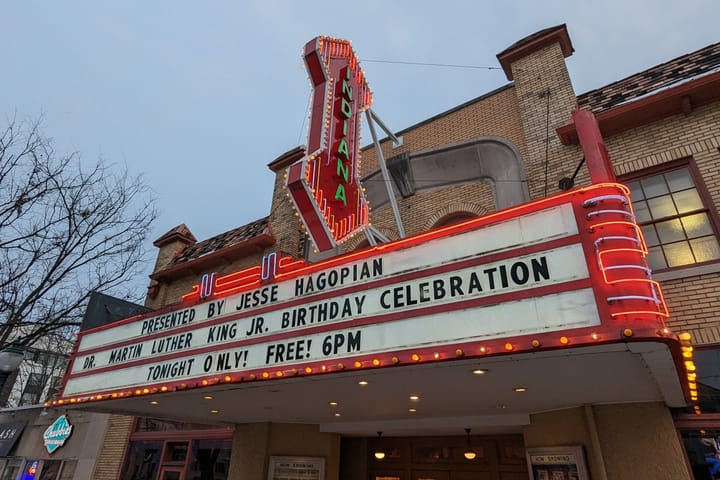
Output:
[[525, 446, 588, 480], [268, 456, 325, 480]]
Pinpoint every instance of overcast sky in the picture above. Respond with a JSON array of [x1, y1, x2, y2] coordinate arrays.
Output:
[[2, 1, 719, 280]]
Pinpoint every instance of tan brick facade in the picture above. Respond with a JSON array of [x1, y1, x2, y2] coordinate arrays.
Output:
[[91, 415, 135, 480]]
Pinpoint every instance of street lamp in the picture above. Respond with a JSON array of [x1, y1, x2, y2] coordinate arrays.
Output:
[[0, 342, 25, 396]]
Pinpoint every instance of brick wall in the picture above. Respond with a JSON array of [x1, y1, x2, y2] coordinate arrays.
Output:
[[268, 163, 305, 258], [509, 43, 582, 200], [91, 415, 135, 480], [360, 86, 527, 178]]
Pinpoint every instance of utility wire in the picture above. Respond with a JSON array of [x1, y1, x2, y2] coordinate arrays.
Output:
[[360, 59, 502, 70]]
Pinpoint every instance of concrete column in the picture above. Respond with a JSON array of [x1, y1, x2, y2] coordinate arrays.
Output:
[[228, 423, 341, 480]]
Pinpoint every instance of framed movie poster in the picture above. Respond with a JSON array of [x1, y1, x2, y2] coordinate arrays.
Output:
[[526, 446, 589, 480], [268, 456, 325, 480]]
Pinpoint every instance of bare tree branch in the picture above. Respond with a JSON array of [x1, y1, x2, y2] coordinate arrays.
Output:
[[0, 118, 157, 347]]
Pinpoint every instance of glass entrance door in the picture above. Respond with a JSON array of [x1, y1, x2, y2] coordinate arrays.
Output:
[[159, 467, 184, 480]]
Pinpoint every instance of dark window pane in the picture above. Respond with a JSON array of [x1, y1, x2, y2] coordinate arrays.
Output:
[[648, 196, 677, 219], [666, 168, 694, 192], [20, 373, 48, 405], [164, 442, 189, 463], [120, 441, 162, 480], [647, 246, 667, 270], [673, 189, 703, 214], [188, 438, 232, 480], [58, 461, 76, 480], [0, 463, 21, 480], [690, 236, 720, 263], [39, 460, 61, 480], [633, 200, 651, 223], [641, 174, 669, 198], [628, 180, 644, 201], [641, 225, 660, 247]]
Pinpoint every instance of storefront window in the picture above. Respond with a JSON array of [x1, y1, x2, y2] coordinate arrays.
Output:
[[20, 460, 39, 480], [121, 440, 163, 480], [38, 460, 61, 480], [0, 459, 21, 480], [163, 442, 189, 463], [682, 430, 720, 479], [675, 347, 720, 479], [57, 461, 75, 480], [122, 433, 232, 480], [187, 438, 232, 480]]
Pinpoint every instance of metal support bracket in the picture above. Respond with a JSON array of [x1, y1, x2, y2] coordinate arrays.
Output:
[[365, 109, 406, 239]]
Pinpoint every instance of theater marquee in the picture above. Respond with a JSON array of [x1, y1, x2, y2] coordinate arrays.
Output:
[[58, 183, 670, 403]]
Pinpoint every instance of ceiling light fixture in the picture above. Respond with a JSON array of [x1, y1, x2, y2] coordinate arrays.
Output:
[[374, 432, 386, 460], [472, 368, 488, 375], [463, 428, 476, 460]]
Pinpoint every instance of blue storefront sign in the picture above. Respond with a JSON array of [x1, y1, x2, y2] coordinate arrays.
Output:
[[43, 415, 72, 454]]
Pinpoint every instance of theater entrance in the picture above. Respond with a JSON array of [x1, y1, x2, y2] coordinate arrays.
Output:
[[341, 434, 528, 480]]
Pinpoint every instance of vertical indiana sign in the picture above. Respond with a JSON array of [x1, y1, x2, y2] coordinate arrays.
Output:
[[287, 36, 373, 252]]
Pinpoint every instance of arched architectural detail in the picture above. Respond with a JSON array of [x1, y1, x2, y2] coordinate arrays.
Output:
[[342, 227, 400, 252], [422, 203, 489, 231]]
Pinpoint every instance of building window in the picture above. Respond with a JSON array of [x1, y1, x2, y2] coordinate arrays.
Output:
[[20, 373, 48, 406], [57, 461, 76, 480], [0, 459, 21, 480], [122, 429, 232, 480], [121, 440, 162, 480], [46, 376, 62, 400], [625, 163, 720, 271]]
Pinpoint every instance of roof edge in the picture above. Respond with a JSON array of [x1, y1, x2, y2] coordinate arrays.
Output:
[[268, 146, 306, 172], [557, 71, 720, 145], [150, 232, 276, 282], [153, 224, 197, 248]]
